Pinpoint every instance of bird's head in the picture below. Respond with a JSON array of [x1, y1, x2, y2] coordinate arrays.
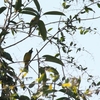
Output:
[[29, 48, 33, 54]]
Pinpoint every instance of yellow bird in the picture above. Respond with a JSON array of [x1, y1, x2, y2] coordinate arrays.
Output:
[[23, 48, 33, 72]]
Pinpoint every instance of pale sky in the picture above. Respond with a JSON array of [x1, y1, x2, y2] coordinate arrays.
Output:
[[0, 0, 100, 99]]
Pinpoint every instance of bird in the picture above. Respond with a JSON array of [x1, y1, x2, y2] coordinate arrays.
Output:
[[30, 16, 39, 27], [23, 48, 33, 72], [29, 16, 40, 35]]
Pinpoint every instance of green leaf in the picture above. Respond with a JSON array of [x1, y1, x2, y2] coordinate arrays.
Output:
[[70, 42, 73, 46], [21, 11, 37, 16], [76, 48, 81, 53], [2, 52, 13, 62], [15, 0, 22, 12], [59, 89, 77, 99], [38, 20, 47, 41], [60, 32, 65, 42], [55, 53, 60, 57], [62, 2, 70, 9], [22, 7, 38, 15], [21, 9, 37, 16], [80, 29, 83, 34], [0, 7, 6, 14], [11, 28, 16, 35], [43, 11, 65, 16], [84, 30, 88, 34], [29, 81, 35, 88], [33, 0, 40, 11], [43, 55, 64, 66], [57, 97, 70, 100], [84, 6, 94, 13], [19, 95, 30, 100], [97, 3, 100, 8], [97, 81, 100, 86], [48, 28, 53, 32], [62, 46, 66, 53]]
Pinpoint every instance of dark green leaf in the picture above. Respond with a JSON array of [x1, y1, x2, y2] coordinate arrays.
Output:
[[20, 7, 39, 16], [22, 7, 38, 15], [21, 10, 37, 16], [62, 46, 66, 53], [84, 30, 88, 34], [59, 89, 78, 99], [70, 42, 73, 46], [65, 5, 70, 9], [84, 6, 94, 13], [43, 55, 64, 66], [19, 95, 30, 100], [43, 11, 65, 16], [0, 7, 6, 14], [67, 49, 72, 53], [82, 67, 87, 71], [29, 81, 35, 88], [15, 0, 22, 12], [38, 20, 47, 41], [59, 89, 67, 93], [2, 52, 13, 62], [97, 3, 100, 8], [62, 77, 65, 81], [33, 0, 40, 11], [60, 36, 65, 42], [11, 28, 16, 35], [65, 78, 70, 83], [48, 28, 53, 32], [60, 32, 65, 42], [76, 48, 81, 53], [89, 75, 93, 77], [97, 81, 100, 86], [57, 97, 70, 100], [80, 29, 83, 34], [55, 53, 60, 57]]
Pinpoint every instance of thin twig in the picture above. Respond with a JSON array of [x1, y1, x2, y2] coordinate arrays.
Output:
[[36, 49, 40, 90], [3, 35, 29, 49]]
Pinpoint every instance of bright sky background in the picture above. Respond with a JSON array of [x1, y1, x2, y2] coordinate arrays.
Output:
[[1, 0, 100, 99]]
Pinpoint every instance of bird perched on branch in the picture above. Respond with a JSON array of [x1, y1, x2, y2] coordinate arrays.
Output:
[[29, 16, 40, 35], [23, 48, 33, 72], [30, 16, 39, 27]]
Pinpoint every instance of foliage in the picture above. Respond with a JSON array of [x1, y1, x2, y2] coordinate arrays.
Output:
[[0, 0, 100, 100]]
